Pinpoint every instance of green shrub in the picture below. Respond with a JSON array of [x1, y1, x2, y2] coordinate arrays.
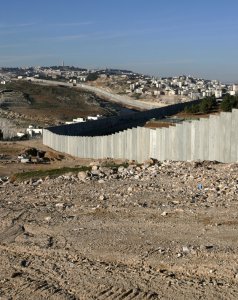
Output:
[[220, 94, 238, 112], [86, 73, 99, 81], [199, 97, 213, 113], [184, 104, 199, 113], [184, 96, 217, 114]]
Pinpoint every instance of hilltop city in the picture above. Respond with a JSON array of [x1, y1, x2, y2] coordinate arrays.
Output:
[[1, 66, 238, 104]]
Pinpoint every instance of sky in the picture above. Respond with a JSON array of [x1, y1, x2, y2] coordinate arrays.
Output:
[[0, 0, 238, 82]]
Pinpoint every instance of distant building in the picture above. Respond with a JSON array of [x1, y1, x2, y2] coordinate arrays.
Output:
[[78, 76, 87, 82], [87, 115, 101, 121], [65, 115, 101, 125], [154, 90, 161, 96], [232, 84, 238, 93], [215, 90, 222, 98], [73, 117, 86, 123], [26, 125, 43, 137]]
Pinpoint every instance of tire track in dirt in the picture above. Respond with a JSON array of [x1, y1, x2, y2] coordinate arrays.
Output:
[[7, 271, 77, 300], [0, 239, 160, 299], [0, 236, 236, 300], [95, 286, 159, 299]]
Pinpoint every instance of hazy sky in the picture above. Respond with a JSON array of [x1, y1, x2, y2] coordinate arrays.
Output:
[[0, 0, 237, 82]]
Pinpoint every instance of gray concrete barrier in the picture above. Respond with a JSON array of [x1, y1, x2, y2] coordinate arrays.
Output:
[[43, 109, 238, 163]]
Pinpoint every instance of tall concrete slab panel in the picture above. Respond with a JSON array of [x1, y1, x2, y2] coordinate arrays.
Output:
[[126, 129, 133, 161], [175, 124, 183, 161], [183, 121, 191, 161], [156, 128, 162, 160], [163, 127, 170, 160], [208, 116, 217, 161], [143, 128, 151, 161], [136, 127, 142, 162], [190, 121, 197, 161], [199, 118, 209, 161], [160, 128, 166, 161], [131, 128, 138, 162], [169, 126, 177, 160], [149, 129, 156, 159], [231, 109, 238, 162], [220, 112, 232, 163]]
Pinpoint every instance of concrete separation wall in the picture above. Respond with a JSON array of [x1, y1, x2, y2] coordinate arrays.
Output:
[[46, 100, 200, 137], [43, 109, 238, 164]]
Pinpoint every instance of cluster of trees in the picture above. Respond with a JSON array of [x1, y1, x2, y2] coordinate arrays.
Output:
[[220, 94, 238, 112], [86, 73, 99, 81], [185, 94, 238, 114], [185, 96, 216, 114]]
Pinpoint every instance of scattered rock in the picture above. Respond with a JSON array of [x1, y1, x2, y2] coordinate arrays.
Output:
[[91, 165, 98, 171], [99, 194, 106, 201], [182, 246, 190, 254], [78, 171, 87, 181]]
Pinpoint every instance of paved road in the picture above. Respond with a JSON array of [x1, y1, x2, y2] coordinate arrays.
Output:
[[25, 78, 164, 111]]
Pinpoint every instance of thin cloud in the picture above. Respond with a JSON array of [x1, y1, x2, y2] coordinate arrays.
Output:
[[0, 22, 36, 29], [54, 21, 93, 27], [32, 27, 183, 44], [42, 27, 173, 43], [0, 43, 25, 49], [43, 34, 86, 41], [0, 23, 36, 35], [56, 34, 85, 41], [39, 31, 130, 43]]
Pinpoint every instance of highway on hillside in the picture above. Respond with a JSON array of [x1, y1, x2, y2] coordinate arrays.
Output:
[[24, 78, 164, 111]]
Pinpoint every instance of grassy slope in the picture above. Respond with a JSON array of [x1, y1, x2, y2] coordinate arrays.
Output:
[[4, 81, 104, 121]]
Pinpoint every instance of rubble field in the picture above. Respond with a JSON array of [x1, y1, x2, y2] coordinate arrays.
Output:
[[0, 158, 238, 299]]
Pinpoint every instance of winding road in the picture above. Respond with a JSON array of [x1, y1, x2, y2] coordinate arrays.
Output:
[[24, 78, 165, 111]]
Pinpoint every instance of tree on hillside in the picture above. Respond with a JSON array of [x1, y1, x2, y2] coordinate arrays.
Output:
[[199, 97, 214, 113], [220, 97, 232, 112], [184, 96, 217, 114], [86, 73, 99, 81], [220, 94, 238, 112], [184, 104, 200, 113]]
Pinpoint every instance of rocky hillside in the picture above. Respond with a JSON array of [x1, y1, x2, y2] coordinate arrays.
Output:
[[0, 90, 30, 108], [2, 81, 128, 123]]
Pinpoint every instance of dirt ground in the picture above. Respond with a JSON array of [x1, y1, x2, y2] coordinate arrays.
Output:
[[0, 139, 92, 177], [0, 140, 238, 299]]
